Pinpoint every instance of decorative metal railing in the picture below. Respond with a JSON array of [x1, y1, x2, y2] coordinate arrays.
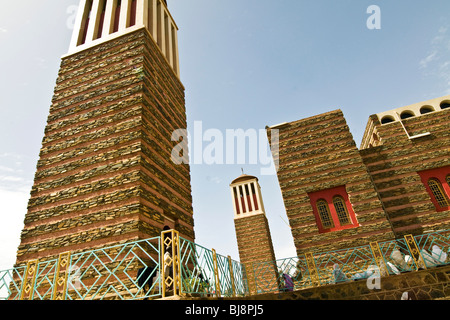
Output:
[[0, 266, 27, 300], [66, 237, 161, 300], [0, 230, 248, 300], [170, 230, 249, 298], [2, 229, 448, 299], [252, 229, 450, 294]]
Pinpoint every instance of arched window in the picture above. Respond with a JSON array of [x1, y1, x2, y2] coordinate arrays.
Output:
[[400, 110, 415, 119], [440, 101, 450, 110], [309, 186, 359, 233], [418, 167, 450, 212], [316, 200, 334, 229], [420, 106, 434, 114], [428, 179, 450, 208], [381, 116, 395, 124], [333, 196, 351, 226]]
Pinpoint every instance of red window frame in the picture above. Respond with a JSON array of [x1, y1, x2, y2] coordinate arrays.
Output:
[[418, 166, 450, 212], [308, 185, 358, 233]]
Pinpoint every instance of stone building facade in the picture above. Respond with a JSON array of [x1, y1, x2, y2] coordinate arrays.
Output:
[[15, 0, 194, 270], [360, 96, 450, 238], [269, 95, 450, 256]]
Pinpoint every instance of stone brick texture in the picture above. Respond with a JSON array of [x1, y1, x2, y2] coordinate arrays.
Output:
[[360, 108, 450, 237], [270, 107, 450, 257], [271, 110, 395, 256], [234, 214, 279, 295], [15, 28, 195, 267]]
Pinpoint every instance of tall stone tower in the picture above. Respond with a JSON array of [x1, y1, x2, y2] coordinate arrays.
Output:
[[15, 0, 194, 267], [230, 174, 278, 295]]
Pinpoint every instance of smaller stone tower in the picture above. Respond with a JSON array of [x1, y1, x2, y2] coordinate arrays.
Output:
[[230, 174, 278, 295]]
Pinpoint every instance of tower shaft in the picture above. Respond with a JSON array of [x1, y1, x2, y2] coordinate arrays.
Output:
[[230, 175, 278, 295], [15, 0, 194, 267]]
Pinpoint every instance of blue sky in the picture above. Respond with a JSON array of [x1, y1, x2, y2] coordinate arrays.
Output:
[[0, 0, 449, 271]]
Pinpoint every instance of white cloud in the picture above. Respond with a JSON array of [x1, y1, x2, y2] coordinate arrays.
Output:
[[0, 152, 31, 281], [445, 85, 450, 96], [419, 51, 437, 69], [0, 27, 7, 33], [432, 26, 448, 45], [34, 57, 47, 69], [0, 189, 28, 271], [421, 24, 450, 66], [0, 153, 25, 161], [439, 61, 450, 71], [0, 165, 14, 173], [0, 175, 24, 183], [420, 23, 450, 94], [206, 175, 222, 184], [0, 153, 31, 189]]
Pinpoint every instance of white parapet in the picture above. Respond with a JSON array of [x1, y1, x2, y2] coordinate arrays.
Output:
[[66, 0, 180, 78], [376, 95, 450, 125]]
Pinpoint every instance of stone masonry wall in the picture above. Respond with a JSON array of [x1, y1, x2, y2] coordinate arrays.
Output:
[[271, 110, 395, 256], [360, 108, 450, 237], [234, 214, 278, 295]]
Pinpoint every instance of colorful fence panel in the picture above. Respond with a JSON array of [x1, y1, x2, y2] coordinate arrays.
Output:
[[2, 229, 449, 299], [253, 229, 450, 294], [0, 266, 26, 300], [177, 236, 249, 298], [66, 237, 161, 300], [0, 231, 248, 300]]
